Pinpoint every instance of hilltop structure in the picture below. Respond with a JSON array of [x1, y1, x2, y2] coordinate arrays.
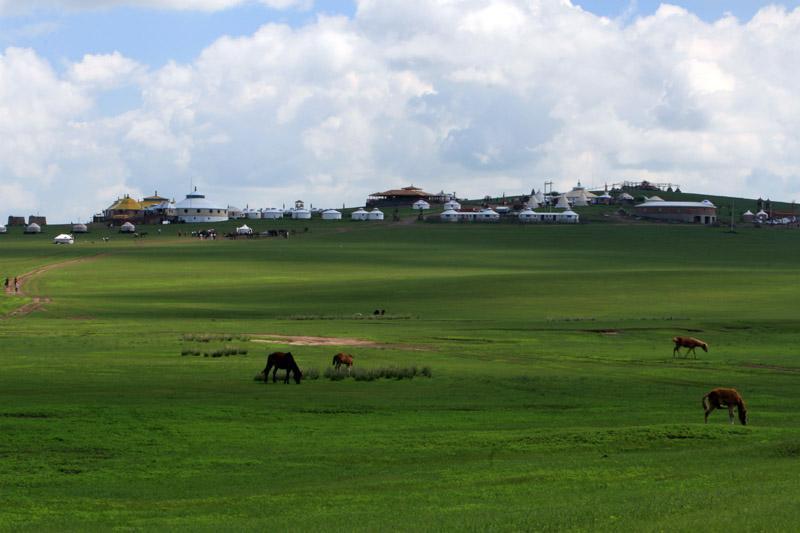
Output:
[[175, 188, 228, 223], [367, 185, 448, 207], [634, 200, 717, 224]]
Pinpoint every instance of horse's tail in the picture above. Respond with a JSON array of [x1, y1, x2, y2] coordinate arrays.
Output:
[[702, 393, 711, 411], [332, 355, 338, 366]]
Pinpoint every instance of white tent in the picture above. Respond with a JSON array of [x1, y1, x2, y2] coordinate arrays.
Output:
[[526, 197, 540, 209], [742, 210, 754, 216], [495, 206, 511, 214], [561, 210, 580, 223], [72, 223, 88, 233], [440, 209, 460, 222], [0, 225, 7, 234], [368, 208, 385, 221], [321, 209, 342, 220], [617, 192, 635, 202], [571, 193, 589, 207], [443, 200, 461, 211], [533, 190, 546, 204], [351, 208, 369, 221], [246, 209, 261, 219], [478, 208, 499, 221], [120, 222, 135, 233], [756, 210, 769, 219], [25, 223, 41, 234], [647, 195, 665, 202], [518, 209, 537, 222], [261, 208, 283, 220], [292, 209, 312, 220], [413, 200, 431, 210], [555, 194, 571, 209], [53, 234, 74, 244], [236, 224, 253, 235]]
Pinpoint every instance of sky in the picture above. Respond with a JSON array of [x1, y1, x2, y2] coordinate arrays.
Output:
[[1, 1, 800, 222]]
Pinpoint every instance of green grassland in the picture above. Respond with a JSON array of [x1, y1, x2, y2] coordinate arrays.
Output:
[[1, 217, 800, 531]]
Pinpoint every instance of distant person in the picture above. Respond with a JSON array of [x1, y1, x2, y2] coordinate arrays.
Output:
[[14, 277, 19, 293]]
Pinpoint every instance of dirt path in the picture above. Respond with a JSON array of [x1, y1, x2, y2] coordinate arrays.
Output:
[[251, 334, 380, 347], [1, 254, 107, 319]]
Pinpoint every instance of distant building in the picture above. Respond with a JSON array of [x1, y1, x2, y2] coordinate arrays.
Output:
[[104, 195, 144, 225], [634, 201, 717, 224], [7, 216, 25, 226], [28, 215, 47, 226], [175, 188, 228, 223], [141, 191, 170, 209], [367, 185, 447, 207]]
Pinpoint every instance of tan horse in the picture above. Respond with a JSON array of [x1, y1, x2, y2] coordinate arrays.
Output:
[[703, 388, 747, 425], [332, 352, 354, 372], [673, 336, 708, 358]]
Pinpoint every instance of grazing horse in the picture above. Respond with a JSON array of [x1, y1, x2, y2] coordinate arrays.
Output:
[[703, 388, 747, 425], [332, 352, 354, 372], [673, 336, 708, 358], [263, 352, 303, 384]]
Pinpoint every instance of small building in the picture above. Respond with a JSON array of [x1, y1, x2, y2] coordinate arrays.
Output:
[[245, 209, 261, 219], [105, 195, 144, 224], [555, 195, 571, 209], [443, 200, 461, 211], [755, 210, 769, 220], [120, 222, 136, 233], [25, 223, 41, 234], [228, 206, 244, 219], [634, 201, 717, 224], [616, 192, 635, 204], [174, 189, 228, 223], [413, 200, 431, 210], [368, 208, 385, 221], [261, 208, 283, 220], [519, 210, 580, 223], [143, 201, 177, 224], [351, 208, 369, 221], [141, 192, 170, 209], [28, 215, 47, 226], [292, 209, 312, 220], [7, 216, 25, 227], [518, 209, 537, 222], [594, 192, 613, 205], [236, 224, 253, 235], [742, 210, 755, 223], [0, 225, 7, 234], [72, 223, 88, 233], [367, 185, 446, 207], [477, 208, 500, 222], [321, 209, 342, 220], [440, 209, 460, 222], [53, 234, 74, 245]]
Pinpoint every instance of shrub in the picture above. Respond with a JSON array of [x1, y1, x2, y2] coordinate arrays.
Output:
[[420, 366, 432, 378], [325, 366, 431, 381]]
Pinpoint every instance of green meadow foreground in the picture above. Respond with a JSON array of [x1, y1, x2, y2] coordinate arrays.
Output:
[[1, 220, 800, 531]]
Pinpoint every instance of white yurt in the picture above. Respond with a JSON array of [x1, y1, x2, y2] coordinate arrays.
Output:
[[53, 234, 74, 244], [413, 200, 431, 210], [292, 209, 312, 220], [368, 208, 385, 221], [756, 209, 769, 219], [742, 210, 755, 222], [617, 192, 635, 203], [701, 199, 715, 207], [443, 200, 461, 211], [321, 209, 342, 220], [120, 222, 136, 233], [72, 223, 88, 233], [518, 209, 537, 222], [0, 225, 7, 234], [25, 223, 41, 234], [228, 206, 244, 219], [560, 210, 580, 224], [261, 208, 283, 220], [495, 206, 511, 214], [555, 195, 571, 209], [236, 224, 253, 235], [245, 209, 261, 219], [440, 209, 460, 222], [478, 208, 500, 221], [351, 208, 369, 221], [174, 189, 229, 223]]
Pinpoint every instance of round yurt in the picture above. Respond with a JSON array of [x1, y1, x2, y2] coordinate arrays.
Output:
[[413, 200, 430, 210], [236, 224, 253, 235], [495, 206, 511, 215], [72, 223, 88, 233], [175, 189, 228, 223], [228, 206, 244, 219], [560, 210, 580, 224], [368, 208, 384, 221], [351, 208, 369, 221], [245, 209, 261, 219], [518, 209, 537, 222], [443, 200, 461, 211], [53, 234, 74, 244], [120, 222, 136, 233], [321, 209, 342, 220], [0, 225, 7, 234], [595, 192, 613, 205], [261, 208, 283, 220], [292, 209, 312, 220], [478, 208, 500, 222], [440, 209, 459, 222], [756, 209, 769, 220], [25, 223, 41, 234], [742, 210, 755, 223]]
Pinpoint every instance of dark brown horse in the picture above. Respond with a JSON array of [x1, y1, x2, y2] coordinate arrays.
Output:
[[703, 388, 747, 425], [263, 351, 303, 384], [332, 352, 354, 372], [673, 336, 708, 358]]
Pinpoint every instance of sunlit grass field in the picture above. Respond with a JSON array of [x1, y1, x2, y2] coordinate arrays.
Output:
[[1, 218, 799, 531]]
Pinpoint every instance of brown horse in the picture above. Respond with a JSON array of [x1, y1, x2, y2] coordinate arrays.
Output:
[[673, 336, 708, 358], [703, 388, 747, 425], [332, 352, 354, 372], [263, 351, 303, 384]]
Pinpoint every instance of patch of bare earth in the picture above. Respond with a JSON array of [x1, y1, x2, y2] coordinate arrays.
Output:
[[741, 362, 800, 373], [251, 334, 427, 350], [2, 255, 107, 319]]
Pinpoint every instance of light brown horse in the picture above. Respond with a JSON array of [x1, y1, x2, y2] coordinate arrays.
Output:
[[332, 352, 354, 372], [703, 388, 747, 425], [673, 336, 708, 358]]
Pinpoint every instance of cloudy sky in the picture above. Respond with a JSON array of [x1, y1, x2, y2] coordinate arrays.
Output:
[[1, 1, 799, 222]]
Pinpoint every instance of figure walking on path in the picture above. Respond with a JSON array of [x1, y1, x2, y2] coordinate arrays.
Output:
[[14, 277, 19, 293]]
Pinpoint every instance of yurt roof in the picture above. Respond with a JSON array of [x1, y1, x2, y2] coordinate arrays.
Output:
[[323, 209, 341, 214], [108, 196, 143, 211], [228, 205, 243, 211], [441, 209, 459, 215], [352, 208, 368, 213], [480, 208, 498, 214], [238, 224, 251, 230], [175, 190, 225, 210], [121, 221, 135, 228], [743, 210, 754, 215], [756, 210, 769, 216], [636, 201, 716, 208], [562, 210, 578, 216], [72, 223, 87, 228], [54, 233, 73, 239], [647, 195, 665, 202], [370, 208, 383, 213], [27, 222, 41, 230], [618, 192, 634, 200]]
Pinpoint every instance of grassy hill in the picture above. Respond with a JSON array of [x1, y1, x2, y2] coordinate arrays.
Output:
[[1, 219, 799, 530]]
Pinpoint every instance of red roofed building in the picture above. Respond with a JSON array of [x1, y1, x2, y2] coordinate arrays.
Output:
[[367, 185, 448, 207]]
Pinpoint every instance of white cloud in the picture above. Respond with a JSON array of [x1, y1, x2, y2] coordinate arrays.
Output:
[[4, 1, 800, 223]]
